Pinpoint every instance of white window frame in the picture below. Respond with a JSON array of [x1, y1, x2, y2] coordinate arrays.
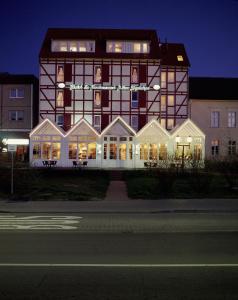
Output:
[[9, 110, 24, 121], [211, 111, 220, 128], [228, 111, 236, 128], [9, 88, 24, 99]]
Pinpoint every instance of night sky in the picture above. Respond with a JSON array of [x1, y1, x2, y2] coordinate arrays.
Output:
[[1, 0, 238, 78]]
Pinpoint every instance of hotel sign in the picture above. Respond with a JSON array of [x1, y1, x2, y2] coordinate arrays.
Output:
[[58, 83, 160, 91]]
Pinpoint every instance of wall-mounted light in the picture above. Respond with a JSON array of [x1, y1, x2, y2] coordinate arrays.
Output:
[[187, 136, 192, 143], [153, 84, 160, 91], [58, 83, 66, 88], [97, 144, 102, 154], [175, 136, 181, 143]]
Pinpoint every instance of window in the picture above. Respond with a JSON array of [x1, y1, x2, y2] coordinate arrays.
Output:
[[9, 88, 24, 98], [95, 66, 102, 83], [69, 41, 77, 52], [211, 111, 220, 128], [161, 72, 166, 88], [94, 115, 101, 131], [119, 137, 127, 141], [106, 41, 149, 54], [159, 144, 167, 160], [211, 140, 219, 156], [131, 92, 138, 109], [228, 140, 236, 155], [68, 143, 77, 159], [33, 143, 41, 159], [160, 118, 166, 128], [149, 144, 158, 160], [78, 143, 87, 160], [42, 143, 51, 160], [104, 144, 107, 159], [52, 143, 61, 160], [94, 91, 101, 108], [168, 95, 174, 106], [119, 144, 127, 160], [177, 55, 184, 62], [228, 112, 236, 128], [51, 40, 95, 52], [131, 115, 138, 131], [57, 65, 64, 82], [9, 111, 24, 121], [115, 42, 122, 53], [88, 143, 96, 159], [194, 144, 202, 160], [168, 72, 175, 82], [110, 144, 117, 159], [140, 144, 148, 160], [56, 91, 64, 107], [131, 66, 139, 83], [58, 41, 67, 52], [129, 144, 133, 160], [133, 43, 141, 53], [110, 137, 117, 141], [167, 119, 174, 130], [160, 96, 166, 111], [57, 115, 64, 126]]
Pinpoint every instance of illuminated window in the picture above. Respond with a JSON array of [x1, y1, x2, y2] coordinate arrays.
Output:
[[68, 143, 77, 159], [140, 144, 148, 160], [129, 144, 133, 160], [57, 65, 64, 82], [211, 140, 219, 156], [228, 140, 236, 155], [160, 119, 166, 128], [78, 143, 87, 160], [95, 66, 102, 83], [79, 41, 86, 52], [106, 41, 149, 53], [119, 144, 127, 160], [59, 41, 67, 51], [115, 42, 122, 53], [211, 111, 220, 128], [168, 95, 175, 106], [94, 115, 101, 132], [9, 88, 24, 98], [167, 119, 174, 130], [161, 95, 166, 111], [194, 144, 202, 160], [42, 143, 51, 160], [177, 55, 184, 62], [88, 143, 96, 159], [33, 143, 41, 159], [142, 43, 149, 53], [168, 72, 175, 82], [161, 72, 166, 88], [131, 92, 138, 109], [159, 144, 167, 160], [133, 43, 141, 53], [52, 143, 61, 160], [149, 144, 158, 160], [56, 91, 64, 107], [94, 91, 101, 108], [110, 144, 117, 159], [69, 41, 77, 52], [131, 66, 139, 83], [228, 112, 236, 128]]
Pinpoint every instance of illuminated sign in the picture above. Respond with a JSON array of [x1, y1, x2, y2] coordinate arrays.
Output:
[[58, 83, 160, 91], [6, 139, 29, 145]]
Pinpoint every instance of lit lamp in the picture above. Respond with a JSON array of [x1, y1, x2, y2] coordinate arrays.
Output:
[[187, 136, 192, 143], [175, 135, 181, 143]]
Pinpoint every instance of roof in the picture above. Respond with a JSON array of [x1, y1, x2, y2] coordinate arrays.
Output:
[[0, 73, 38, 85], [159, 43, 190, 67], [40, 28, 161, 59], [189, 77, 238, 100]]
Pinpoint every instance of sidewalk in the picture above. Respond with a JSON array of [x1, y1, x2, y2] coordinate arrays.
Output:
[[0, 198, 238, 213]]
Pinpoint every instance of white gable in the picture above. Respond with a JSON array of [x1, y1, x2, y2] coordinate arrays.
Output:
[[66, 119, 99, 137], [101, 117, 135, 136], [136, 119, 170, 143], [30, 119, 64, 136], [172, 119, 205, 138]]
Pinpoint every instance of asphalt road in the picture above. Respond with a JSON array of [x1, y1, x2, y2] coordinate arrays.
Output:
[[0, 212, 238, 299]]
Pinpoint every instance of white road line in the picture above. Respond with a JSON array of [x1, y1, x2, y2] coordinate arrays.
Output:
[[0, 263, 238, 267]]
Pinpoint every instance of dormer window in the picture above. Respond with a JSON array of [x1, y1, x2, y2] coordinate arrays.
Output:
[[107, 41, 150, 54], [52, 40, 95, 52], [177, 55, 184, 62]]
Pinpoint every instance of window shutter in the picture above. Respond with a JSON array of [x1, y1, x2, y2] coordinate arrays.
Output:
[[139, 65, 147, 83], [138, 114, 147, 130], [102, 64, 109, 82], [101, 90, 109, 107], [63, 113, 71, 131], [101, 114, 109, 130], [64, 89, 71, 107], [64, 63, 72, 82], [139, 91, 146, 108]]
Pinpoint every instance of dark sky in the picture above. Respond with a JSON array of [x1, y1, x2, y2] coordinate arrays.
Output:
[[1, 0, 238, 78]]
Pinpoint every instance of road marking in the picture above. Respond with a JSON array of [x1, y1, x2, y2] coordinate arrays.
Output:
[[0, 263, 238, 267], [0, 215, 82, 230]]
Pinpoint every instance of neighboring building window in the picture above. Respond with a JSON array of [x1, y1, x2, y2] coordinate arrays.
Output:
[[95, 66, 102, 83], [57, 65, 64, 82], [160, 95, 166, 111], [9, 88, 24, 98], [9, 110, 24, 121], [56, 91, 64, 107], [228, 112, 236, 128], [57, 115, 64, 126], [94, 115, 101, 131], [131, 115, 138, 131], [168, 95, 174, 106], [211, 140, 219, 156], [161, 72, 166, 88], [168, 72, 175, 82], [167, 119, 174, 130], [94, 91, 101, 108], [131, 66, 139, 83], [228, 140, 236, 155], [33, 143, 41, 159], [211, 111, 220, 128], [131, 92, 138, 108]]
